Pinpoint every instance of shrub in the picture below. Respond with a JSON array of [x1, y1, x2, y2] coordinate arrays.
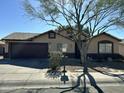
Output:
[[49, 52, 63, 71]]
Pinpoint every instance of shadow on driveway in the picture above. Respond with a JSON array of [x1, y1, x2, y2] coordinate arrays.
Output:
[[87, 61, 124, 70], [0, 58, 49, 69], [0, 58, 124, 71], [0, 58, 82, 69]]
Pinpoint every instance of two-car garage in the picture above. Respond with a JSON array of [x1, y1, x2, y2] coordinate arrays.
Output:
[[8, 42, 48, 59]]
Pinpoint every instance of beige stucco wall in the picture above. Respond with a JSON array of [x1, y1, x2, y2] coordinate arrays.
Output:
[[32, 33, 75, 53], [5, 42, 8, 53], [88, 34, 120, 54], [0, 41, 5, 48], [119, 43, 124, 56]]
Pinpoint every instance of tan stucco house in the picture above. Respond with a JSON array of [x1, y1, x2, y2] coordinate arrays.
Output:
[[1, 30, 124, 60]]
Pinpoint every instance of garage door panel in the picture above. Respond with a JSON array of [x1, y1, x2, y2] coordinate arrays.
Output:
[[9, 42, 48, 58]]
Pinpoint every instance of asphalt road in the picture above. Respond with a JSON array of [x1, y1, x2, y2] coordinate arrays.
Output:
[[0, 86, 124, 93]]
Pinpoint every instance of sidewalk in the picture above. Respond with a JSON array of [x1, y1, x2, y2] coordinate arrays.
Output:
[[0, 68, 123, 89]]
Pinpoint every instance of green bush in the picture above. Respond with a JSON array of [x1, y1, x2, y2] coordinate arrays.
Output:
[[49, 52, 63, 71]]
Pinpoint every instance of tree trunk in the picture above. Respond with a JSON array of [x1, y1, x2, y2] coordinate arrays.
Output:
[[80, 44, 88, 74], [78, 42, 88, 92], [77, 40, 88, 74]]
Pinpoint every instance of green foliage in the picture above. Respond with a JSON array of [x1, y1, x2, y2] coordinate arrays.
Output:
[[49, 52, 63, 71]]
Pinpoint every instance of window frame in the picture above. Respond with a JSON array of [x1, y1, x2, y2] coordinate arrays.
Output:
[[48, 32, 56, 39], [57, 43, 68, 52], [57, 43, 62, 51], [98, 40, 113, 54]]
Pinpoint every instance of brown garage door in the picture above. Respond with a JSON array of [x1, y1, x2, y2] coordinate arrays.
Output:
[[9, 42, 48, 58]]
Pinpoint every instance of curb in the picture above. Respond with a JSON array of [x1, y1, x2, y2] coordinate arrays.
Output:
[[0, 78, 123, 90]]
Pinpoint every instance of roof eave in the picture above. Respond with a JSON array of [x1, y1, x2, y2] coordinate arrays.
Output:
[[92, 32, 121, 42]]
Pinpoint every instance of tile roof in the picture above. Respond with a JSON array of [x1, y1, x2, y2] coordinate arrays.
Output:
[[2, 32, 40, 40]]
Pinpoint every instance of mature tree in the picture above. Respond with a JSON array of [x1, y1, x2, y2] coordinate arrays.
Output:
[[23, 0, 124, 73]]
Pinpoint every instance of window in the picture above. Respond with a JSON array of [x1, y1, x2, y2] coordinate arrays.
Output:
[[57, 43, 62, 51], [99, 42, 112, 53], [57, 43, 68, 52], [49, 32, 56, 38], [62, 44, 68, 52]]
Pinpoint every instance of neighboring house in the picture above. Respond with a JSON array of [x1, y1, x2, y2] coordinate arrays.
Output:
[[0, 41, 5, 55], [119, 40, 124, 57], [1, 30, 124, 60]]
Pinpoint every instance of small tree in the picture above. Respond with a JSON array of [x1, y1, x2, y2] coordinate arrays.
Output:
[[23, 0, 124, 74]]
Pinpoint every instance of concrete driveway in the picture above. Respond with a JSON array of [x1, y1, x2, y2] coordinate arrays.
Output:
[[0, 59, 46, 86], [0, 59, 49, 88], [0, 59, 73, 89]]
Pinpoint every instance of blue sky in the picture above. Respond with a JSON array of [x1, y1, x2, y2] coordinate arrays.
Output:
[[0, 0, 55, 39], [0, 0, 124, 39]]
